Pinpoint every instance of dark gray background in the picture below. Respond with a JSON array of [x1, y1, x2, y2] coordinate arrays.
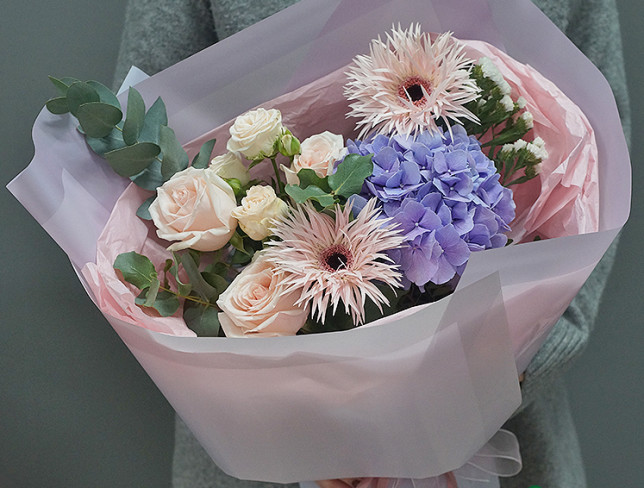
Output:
[[1, 1, 642, 487]]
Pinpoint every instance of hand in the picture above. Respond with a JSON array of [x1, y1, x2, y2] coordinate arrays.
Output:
[[315, 480, 361, 488]]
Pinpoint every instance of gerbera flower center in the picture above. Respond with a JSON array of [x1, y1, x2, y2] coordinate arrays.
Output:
[[398, 76, 432, 106], [320, 244, 353, 271]]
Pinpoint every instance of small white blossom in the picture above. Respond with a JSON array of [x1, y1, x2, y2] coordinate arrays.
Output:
[[520, 111, 534, 129], [478, 57, 511, 95], [517, 96, 527, 109], [513, 139, 528, 150], [500, 95, 514, 112], [526, 141, 549, 161]]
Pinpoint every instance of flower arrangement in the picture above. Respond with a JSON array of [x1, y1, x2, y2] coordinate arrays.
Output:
[[43, 26, 553, 340], [8, 1, 629, 485]]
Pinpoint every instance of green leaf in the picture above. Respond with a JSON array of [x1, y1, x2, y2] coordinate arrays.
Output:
[[167, 256, 193, 297], [131, 159, 164, 190], [135, 289, 180, 317], [114, 251, 158, 289], [76, 102, 123, 138], [183, 301, 220, 337], [85, 125, 126, 155], [297, 168, 332, 193], [66, 81, 100, 116], [159, 125, 189, 180], [105, 142, 161, 177], [328, 154, 373, 199], [204, 262, 228, 278], [143, 277, 161, 307], [138, 97, 168, 144], [48, 76, 78, 96], [177, 252, 218, 302], [229, 232, 247, 254], [191, 139, 216, 169], [231, 249, 252, 265], [123, 87, 146, 145], [86, 80, 121, 110], [285, 184, 336, 208], [247, 158, 265, 170], [45, 97, 69, 114], [136, 196, 155, 220], [201, 271, 229, 295]]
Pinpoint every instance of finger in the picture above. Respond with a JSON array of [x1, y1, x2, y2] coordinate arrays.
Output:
[[315, 479, 353, 488]]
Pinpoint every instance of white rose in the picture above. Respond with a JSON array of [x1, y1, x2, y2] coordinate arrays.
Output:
[[227, 108, 283, 160], [149, 167, 237, 252], [231, 185, 288, 241], [283, 131, 347, 185], [217, 252, 309, 337], [208, 152, 250, 186]]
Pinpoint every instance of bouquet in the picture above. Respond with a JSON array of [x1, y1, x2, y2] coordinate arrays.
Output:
[[8, 0, 630, 486]]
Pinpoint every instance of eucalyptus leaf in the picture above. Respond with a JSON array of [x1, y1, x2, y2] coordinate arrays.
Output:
[[167, 256, 193, 297], [123, 87, 145, 145], [131, 159, 164, 190], [48, 76, 78, 96], [86, 80, 121, 110], [204, 261, 228, 278], [66, 81, 100, 116], [76, 102, 123, 138], [135, 289, 180, 317], [139, 97, 168, 144], [231, 250, 252, 265], [136, 196, 155, 220], [143, 278, 161, 307], [45, 97, 69, 114], [328, 154, 373, 199], [201, 271, 229, 295], [229, 232, 247, 254], [183, 300, 220, 337], [114, 251, 157, 290], [285, 184, 336, 208], [105, 142, 161, 177], [177, 252, 218, 301], [85, 125, 126, 155], [191, 139, 216, 169], [159, 125, 189, 180]]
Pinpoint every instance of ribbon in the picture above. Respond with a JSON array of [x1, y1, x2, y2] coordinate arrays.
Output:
[[303, 429, 521, 488]]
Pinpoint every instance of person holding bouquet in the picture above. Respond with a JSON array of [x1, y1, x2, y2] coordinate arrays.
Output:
[[112, 1, 631, 487]]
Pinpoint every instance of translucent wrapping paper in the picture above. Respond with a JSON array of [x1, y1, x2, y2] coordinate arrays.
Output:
[[8, 0, 630, 483]]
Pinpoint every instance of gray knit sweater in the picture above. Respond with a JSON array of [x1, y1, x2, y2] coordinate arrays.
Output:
[[114, 1, 631, 487]]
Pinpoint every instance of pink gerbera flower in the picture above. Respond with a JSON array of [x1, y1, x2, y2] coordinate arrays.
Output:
[[265, 199, 404, 325], [345, 25, 480, 138]]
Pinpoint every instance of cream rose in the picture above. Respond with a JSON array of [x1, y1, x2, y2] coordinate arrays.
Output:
[[283, 131, 347, 185], [226, 108, 283, 160], [208, 151, 250, 185], [149, 167, 237, 252], [231, 185, 288, 241], [217, 253, 309, 337]]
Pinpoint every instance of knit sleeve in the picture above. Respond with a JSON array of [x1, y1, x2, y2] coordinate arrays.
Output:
[[113, 0, 218, 89], [516, 0, 630, 412]]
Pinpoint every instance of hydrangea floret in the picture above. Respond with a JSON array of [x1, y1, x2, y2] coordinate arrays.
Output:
[[347, 125, 515, 288]]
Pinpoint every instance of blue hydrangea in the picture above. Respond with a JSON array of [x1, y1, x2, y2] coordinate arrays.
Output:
[[347, 126, 515, 288]]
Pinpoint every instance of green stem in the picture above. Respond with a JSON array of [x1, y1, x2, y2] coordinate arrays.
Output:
[[158, 285, 214, 308], [270, 157, 285, 195]]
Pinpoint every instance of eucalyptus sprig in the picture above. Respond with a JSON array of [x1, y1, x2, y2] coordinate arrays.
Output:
[[45, 76, 216, 197], [113, 250, 230, 336]]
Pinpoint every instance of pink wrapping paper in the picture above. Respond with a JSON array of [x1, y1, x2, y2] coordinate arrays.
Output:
[[7, 0, 630, 483]]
